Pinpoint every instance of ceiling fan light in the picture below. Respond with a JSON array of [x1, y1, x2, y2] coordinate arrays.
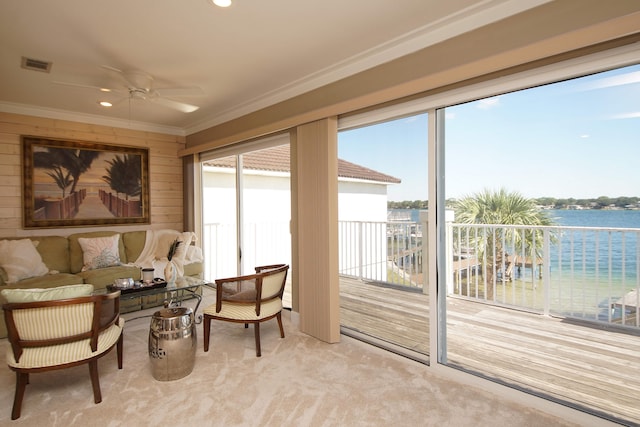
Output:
[[211, 0, 232, 7]]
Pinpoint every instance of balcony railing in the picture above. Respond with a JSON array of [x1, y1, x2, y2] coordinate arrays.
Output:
[[453, 223, 640, 326], [338, 219, 639, 329], [203, 220, 640, 329], [339, 220, 425, 289], [202, 221, 291, 280]]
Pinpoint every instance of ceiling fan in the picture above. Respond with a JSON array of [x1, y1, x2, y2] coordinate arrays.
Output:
[[54, 65, 203, 113]]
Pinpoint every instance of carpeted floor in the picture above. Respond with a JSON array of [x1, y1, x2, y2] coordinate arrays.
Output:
[[0, 288, 582, 426]]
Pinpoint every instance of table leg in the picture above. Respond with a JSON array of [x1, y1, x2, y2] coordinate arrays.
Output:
[[175, 287, 203, 324]]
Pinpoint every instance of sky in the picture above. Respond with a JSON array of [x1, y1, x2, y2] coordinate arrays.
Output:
[[338, 63, 640, 202]]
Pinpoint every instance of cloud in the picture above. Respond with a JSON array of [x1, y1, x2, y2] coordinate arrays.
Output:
[[577, 70, 640, 91], [477, 96, 500, 109], [609, 112, 640, 120]]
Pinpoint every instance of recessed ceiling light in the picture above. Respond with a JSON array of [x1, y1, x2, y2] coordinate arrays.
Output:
[[211, 0, 232, 7], [99, 101, 113, 107]]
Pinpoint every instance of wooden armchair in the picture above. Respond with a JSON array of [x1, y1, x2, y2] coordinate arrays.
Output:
[[203, 264, 289, 357], [2, 291, 124, 420]]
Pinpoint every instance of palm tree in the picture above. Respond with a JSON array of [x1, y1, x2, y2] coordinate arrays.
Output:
[[34, 147, 99, 194], [451, 188, 555, 299], [44, 165, 73, 198], [102, 154, 141, 199]]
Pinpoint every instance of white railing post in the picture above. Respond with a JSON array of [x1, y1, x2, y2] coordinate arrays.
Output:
[[444, 210, 455, 295], [358, 221, 363, 280], [543, 228, 551, 316], [420, 210, 429, 295]]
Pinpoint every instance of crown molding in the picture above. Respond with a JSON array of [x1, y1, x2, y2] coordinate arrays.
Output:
[[0, 101, 186, 136]]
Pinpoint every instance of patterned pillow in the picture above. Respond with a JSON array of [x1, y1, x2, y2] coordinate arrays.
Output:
[[0, 239, 49, 283], [78, 234, 121, 271]]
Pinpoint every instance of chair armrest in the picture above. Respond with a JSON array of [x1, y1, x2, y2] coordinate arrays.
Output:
[[214, 273, 262, 312]]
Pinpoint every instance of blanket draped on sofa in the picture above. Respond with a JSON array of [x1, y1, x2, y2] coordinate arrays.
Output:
[[134, 230, 197, 279]]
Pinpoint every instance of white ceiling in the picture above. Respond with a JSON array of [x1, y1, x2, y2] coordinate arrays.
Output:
[[0, 0, 548, 135]]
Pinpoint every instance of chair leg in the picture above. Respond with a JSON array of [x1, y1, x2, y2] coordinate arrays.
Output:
[[276, 312, 285, 338], [254, 322, 261, 357], [117, 331, 124, 369], [88, 360, 102, 404], [203, 315, 211, 352], [11, 372, 28, 420]]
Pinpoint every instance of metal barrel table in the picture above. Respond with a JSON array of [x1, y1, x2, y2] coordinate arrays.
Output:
[[148, 307, 197, 381]]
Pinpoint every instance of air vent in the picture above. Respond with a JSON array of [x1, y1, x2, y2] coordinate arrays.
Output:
[[21, 56, 52, 73]]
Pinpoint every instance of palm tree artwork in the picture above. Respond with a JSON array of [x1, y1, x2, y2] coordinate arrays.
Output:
[[451, 188, 555, 299]]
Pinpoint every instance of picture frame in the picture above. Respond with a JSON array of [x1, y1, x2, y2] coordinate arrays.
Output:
[[22, 136, 150, 228]]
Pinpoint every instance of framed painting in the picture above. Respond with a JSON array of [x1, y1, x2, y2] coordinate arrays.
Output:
[[22, 136, 150, 228]]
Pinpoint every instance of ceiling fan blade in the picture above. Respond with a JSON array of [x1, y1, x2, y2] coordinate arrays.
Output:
[[101, 65, 153, 91], [155, 87, 204, 98], [52, 80, 117, 92], [100, 64, 124, 74], [151, 97, 199, 113]]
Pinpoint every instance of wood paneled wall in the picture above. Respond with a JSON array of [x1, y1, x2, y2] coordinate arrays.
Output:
[[0, 112, 186, 237]]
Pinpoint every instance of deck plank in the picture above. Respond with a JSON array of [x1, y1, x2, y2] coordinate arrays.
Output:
[[339, 276, 640, 424]]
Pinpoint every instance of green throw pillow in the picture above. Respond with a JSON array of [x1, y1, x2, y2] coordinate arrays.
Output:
[[1, 284, 94, 303]]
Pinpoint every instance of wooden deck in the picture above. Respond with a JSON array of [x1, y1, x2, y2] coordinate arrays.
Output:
[[339, 276, 640, 425]]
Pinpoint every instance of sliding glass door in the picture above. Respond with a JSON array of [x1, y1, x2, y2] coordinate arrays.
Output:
[[338, 113, 430, 360], [439, 62, 640, 424], [201, 139, 292, 295]]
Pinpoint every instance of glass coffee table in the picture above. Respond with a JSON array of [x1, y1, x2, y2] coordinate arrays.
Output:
[[103, 276, 211, 323]]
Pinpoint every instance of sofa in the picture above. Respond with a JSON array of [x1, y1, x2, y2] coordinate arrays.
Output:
[[0, 229, 204, 338]]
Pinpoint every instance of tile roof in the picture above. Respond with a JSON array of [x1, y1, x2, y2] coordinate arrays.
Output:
[[203, 145, 401, 184]]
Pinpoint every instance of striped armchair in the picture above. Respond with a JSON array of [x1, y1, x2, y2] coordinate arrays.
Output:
[[203, 264, 289, 357], [2, 291, 124, 420]]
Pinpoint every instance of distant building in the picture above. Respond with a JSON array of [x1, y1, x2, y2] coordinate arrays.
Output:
[[201, 145, 401, 279]]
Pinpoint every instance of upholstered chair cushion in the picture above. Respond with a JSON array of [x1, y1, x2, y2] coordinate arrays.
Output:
[[1, 284, 94, 303], [204, 298, 282, 321]]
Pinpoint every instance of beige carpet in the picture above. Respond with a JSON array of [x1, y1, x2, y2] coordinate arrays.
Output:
[[0, 288, 580, 426]]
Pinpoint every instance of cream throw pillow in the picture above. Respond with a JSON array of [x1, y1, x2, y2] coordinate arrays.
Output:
[[0, 239, 49, 283], [78, 234, 121, 271], [154, 231, 193, 262], [1, 284, 94, 303]]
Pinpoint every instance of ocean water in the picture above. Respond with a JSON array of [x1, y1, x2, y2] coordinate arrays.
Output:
[[539, 210, 640, 285], [548, 208, 640, 229], [395, 207, 640, 228]]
